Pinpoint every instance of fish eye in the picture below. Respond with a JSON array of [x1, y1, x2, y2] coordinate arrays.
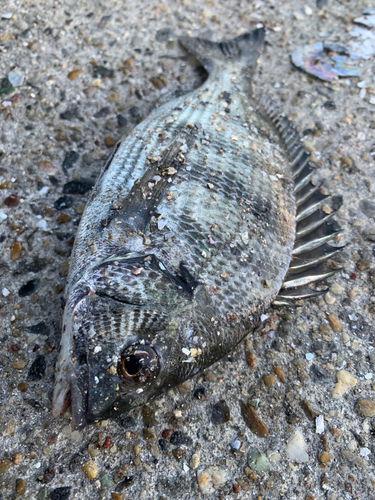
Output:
[[119, 345, 159, 385]]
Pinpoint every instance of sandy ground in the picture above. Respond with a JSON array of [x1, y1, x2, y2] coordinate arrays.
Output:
[[1, 0, 375, 499]]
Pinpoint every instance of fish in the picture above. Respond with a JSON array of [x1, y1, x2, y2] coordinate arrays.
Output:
[[51, 28, 342, 428]]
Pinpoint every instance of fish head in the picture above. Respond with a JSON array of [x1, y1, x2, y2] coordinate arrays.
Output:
[[52, 254, 196, 428]]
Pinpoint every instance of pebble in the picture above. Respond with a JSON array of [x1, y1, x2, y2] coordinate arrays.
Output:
[[211, 400, 230, 424], [263, 373, 276, 387], [49, 487, 72, 500], [170, 431, 193, 447], [117, 114, 128, 127], [15, 478, 26, 495], [318, 451, 332, 463], [0, 77, 14, 95], [247, 448, 271, 472], [324, 292, 336, 305], [273, 365, 285, 382], [62, 151, 80, 170], [0, 210, 7, 223], [355, 399, 375, 417], [12, 454, 22, 465], [356, 259, 370, 271], [111, 494, 125, 500], [11, 241, 23, 261], [104, 136, 117, 147], [332, 370, 357, 399], [81, 460, 98, 479], [341, 450, 366, 468], [28, 321, 49, 336], [143, 428, 156, 442], [189, 453, 200, 469], [0, 459, 11, 474], [63, 179, 95, 194], [246, 351, 257, 369], [301, 400, 319, 420], [286, 428, 309, 463], [8, 71, 24, 87], [103, 437, 112, 448], [67, 69, 83, 80], [18, 279, 39, 297], [315, 415, 324, 434], [27, 355, 46, 381], [12, 358, 28, 370], [342, 333, 350, 344], [60, 106, 79, 120], [4, 193, 20, 206], [38, 160, 54, 171], [142, 405, 157, 427], [75, 203, 85, 214], [326, 314, 343, 333], [240, 401, 269, 438], [57, 213, 71, 223], [198, 466, 227, 494], [87, 443, 100, 458], [54, 196, 73, 210], [330, 283, 344, 295]]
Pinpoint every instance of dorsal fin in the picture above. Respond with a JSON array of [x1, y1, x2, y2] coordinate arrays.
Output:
[[259, 95, 344, 305]]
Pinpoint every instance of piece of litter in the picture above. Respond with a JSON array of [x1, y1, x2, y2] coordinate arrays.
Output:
[[305, 353, 314, 361], [2, 101, 12, 106], [1, 12, 13, 19], [291, 42, 359, 81], [316, 415, 324, 434]]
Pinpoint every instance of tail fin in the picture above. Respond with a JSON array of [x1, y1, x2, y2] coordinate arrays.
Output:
[[179, 28, 265, 73]]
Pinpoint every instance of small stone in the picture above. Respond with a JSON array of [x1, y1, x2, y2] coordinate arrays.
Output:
[[92, 66, 114, 78], [246, 351, 257, 370], [142, 406, 157, 427], [273, 365, 285, 382], [240, 401, 269, 438], [355, 399, 375, 418], [211, 400, 230, 425], [341, 450, 366, 468], [324, 292, 336, 305], [3, 419, 15, 436], [12, 453, 22, 465], [170, 431, 193, 447], [198, 466, 227, 494], [39, 160, 54, 171], [0, 459, 11, 474], [342, 333, 350, 344], [286, 429, 309, 463], [0, 78, 14, 95], [318, 451, 332, 463], [54, 196, 73, 210], [57, 213, 71, 223], [11, 241, 23, 261], [341, 156, 353, 167], [104, 136, 116, 147], [161, 429, 174, 440], [49, 487, 72, 500], [332, 370, 357, 399], [247, 448, 271, 472], [81, 460, 98, 479], [60, 106, 79, 121], [117, 114, 128, 127], [189, 453, 200, 469], [263, 374, 276, 387], [18, 278, 39, 297], [12, 358, 28, 370], [75, 203, 85, 214], [111, 494, 125, 500], [67, 69, 83, 80], [63, 179, 94, 195], [8, 71, 24, 87], [330, 283, 344, 295], [62, 151, 80, 170], [87, 443, 100, 458], [27, 355, 46, 381], [15, 478, 26, 495], [18, 382, 27, 392], [327, 314, 343, 333], [233, 484, 241, 494], [357, 259, 370, 271], [103, 437, 112, 448], [143, 428, 156, 442], [4, 193, 20, 207]]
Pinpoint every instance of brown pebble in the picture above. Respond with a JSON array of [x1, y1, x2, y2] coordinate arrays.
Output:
[[111, 494, 125, 500], [246, 351, 257, 370], [305, 495, 316, 500], [59, 261, 70, 276], [356, 259, 370, 271], [273, 365, 285, 382], [81, 459, 98, 479], [143, 428, 156, 442], [172, 448, 185, 461], [319, 324, 331, 335], [300, 399, 319, 420], [162, 429, 174, 440], [244, 467, 256, 480], [68, 69, 83, 80], [4, 194, 20, 207], [18, 382, 27, 392], [233, 484, 241, 494], [15, 478, 26, 495], [327, 314, 343, 333], [150, 76, 167, 89], [38, 160, 54, 171], [355, 398, 375, 418], [57, 213, 71, 224], [263, 374, 276, 388], [103, 437, 112, 448], [330, 427, 341, 436], [0, 459, 11, 474], [11, 241, 23, 261], [104, 136, 116, 148], [318, 451, 332, 463], [240, 401, 269, 438], [12, 454, 22, 465], [12, 358, 28, 371], [341, 155, 353, 167]]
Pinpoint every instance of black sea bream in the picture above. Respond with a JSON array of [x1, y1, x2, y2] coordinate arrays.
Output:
[[52, 29, 341, 427]]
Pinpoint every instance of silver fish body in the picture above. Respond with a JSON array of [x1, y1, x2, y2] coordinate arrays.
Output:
[[52, 29, 337, 427]]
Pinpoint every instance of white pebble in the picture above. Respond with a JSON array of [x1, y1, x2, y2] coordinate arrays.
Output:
[[304, 6, 313, 15], [36, 219, 48, 231], [8, 71, 24, 87], [198, 466, 227, 494], [1, 12, 13, 19], [2, 288, 10, 297], [305, 353, 314, 361], [370, 96, 375, 105], [359, 88, 367, 99], [360, 447, 371, 457], [0, 210, 7, 223], [286, 429, 309, 463], [316, 415, 324, 434]]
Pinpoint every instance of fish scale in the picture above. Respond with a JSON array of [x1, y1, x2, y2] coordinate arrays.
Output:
[[52, 29, 342, 427]]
